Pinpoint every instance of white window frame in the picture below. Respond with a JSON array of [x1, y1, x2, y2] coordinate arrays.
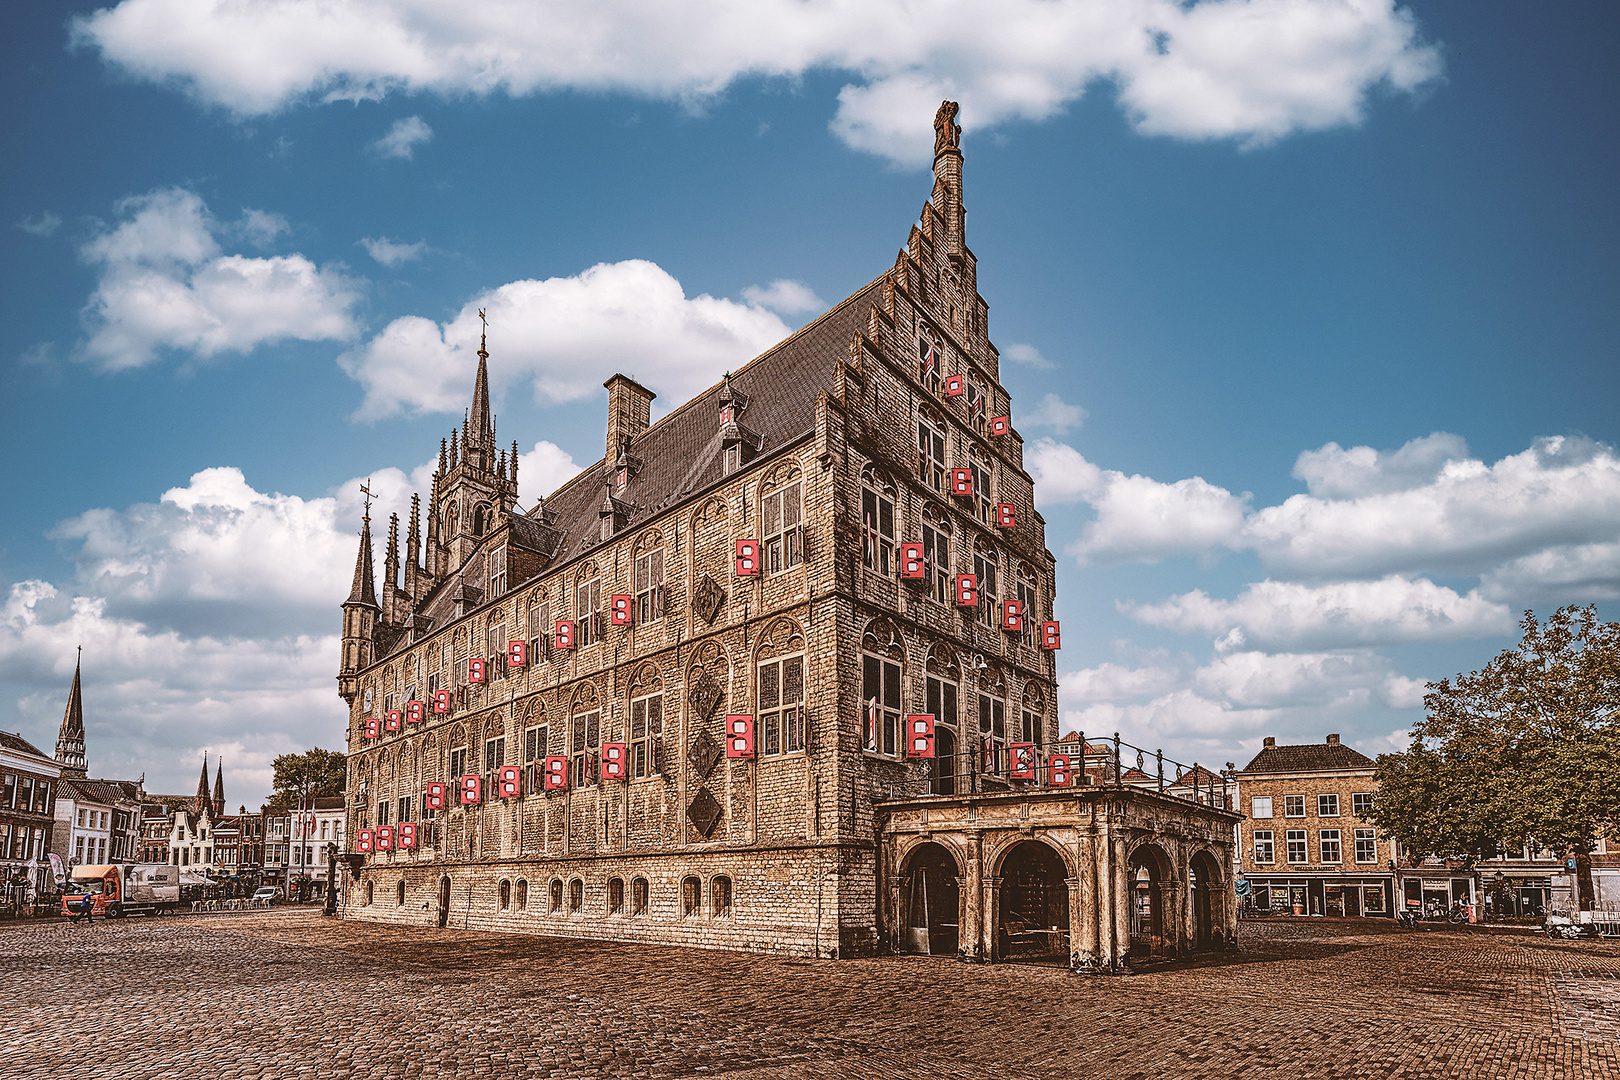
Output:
[[1284, 794, 1306, 818], [630, 692, 663, 779], [1251, 796, 1273, 819], [1285, 829, 1308, 864], [1320, 828, 1342, 864], [1318, 793, 1340, 818], [758, 654, 805, 757], [762, 483, 803, 574], [1252, 829, 1274, 864]]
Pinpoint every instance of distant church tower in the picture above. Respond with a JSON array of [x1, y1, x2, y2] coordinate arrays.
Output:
[[212, 759, 225, 817], [195, 755, 212, 815], [55, 649, 88, 779]]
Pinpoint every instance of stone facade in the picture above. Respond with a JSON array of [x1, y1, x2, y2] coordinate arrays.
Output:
[[335, 103, 1235, 965]]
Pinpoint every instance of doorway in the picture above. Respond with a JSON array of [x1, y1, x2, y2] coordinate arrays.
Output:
[[932, 728, 958, 796], [437, 876, 451, 928], [899, 842, 960, 955], [998, 840, 1070, 961], [1189, 850, 1224, 949]]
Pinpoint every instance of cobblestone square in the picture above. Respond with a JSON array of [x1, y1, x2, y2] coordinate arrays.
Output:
[[3, 911, 1616, 1079]]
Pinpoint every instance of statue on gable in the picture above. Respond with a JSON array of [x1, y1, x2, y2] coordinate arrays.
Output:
[[933, 100, 961, 156]]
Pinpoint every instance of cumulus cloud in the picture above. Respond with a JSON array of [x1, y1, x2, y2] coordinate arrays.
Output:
[[337, 258, 791, 422], [1001, 342, 1053, 369], [1123, 576, 1513, 650], [1292, 431, 1469, 499], [236, 208, 290, 247], [17, 211, 62, 237], [741, 279, 825, 317], [360, 236, 427, 267], [1022, 392, 1087, 435], [74, 0, 1441, 165], [369, 115, 433, 159], [517, 441, 584, 506], [77, 187, 360, 370]]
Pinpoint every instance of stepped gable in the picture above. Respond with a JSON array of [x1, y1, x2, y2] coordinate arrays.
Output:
[[381, 273, 885, 659], [1239, 736, 1375, 775]]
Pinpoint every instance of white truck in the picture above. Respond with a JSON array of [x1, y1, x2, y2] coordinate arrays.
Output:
[[60, 863, 183, 918]]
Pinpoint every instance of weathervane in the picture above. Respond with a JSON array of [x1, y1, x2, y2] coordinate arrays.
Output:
[[478, 307, 488, 358], [359, 479, 374, 523]]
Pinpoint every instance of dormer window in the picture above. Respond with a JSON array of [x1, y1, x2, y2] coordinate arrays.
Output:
[[489, 546, 507, 598], [720, 404, 734, 425], [616, 466, 628, 492], [918, 335, 941, 394]]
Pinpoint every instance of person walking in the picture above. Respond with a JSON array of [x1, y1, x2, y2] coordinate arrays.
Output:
[[69, 891, 95, 926]]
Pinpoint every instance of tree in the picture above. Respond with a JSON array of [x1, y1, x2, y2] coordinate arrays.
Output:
[[269, 748, 346, 810], [1374, 605, 1620, 910]]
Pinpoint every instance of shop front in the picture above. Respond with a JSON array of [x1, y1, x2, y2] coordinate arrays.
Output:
[[1398, 873, 1476, 917], [1481, 873, 1550, 919], [1246, 875, 1395, 918]]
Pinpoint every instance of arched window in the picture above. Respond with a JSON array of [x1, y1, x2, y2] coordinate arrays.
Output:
[[921, 504, 952, 605], [756, 619, 805, 757], [396, 880, 405, 906], [632, 877, 649, 916], [978, 668, 1008, 776], [1022, 684, 1046, 746], [472, 504, 487, 537], [861, 619, 904, 757], [965, 377, 988, 436], [918, 408, 946, 492], [549, 878, 564, 913], [568, 878, 583, 912], [861, 465, 896, 576], [1015, 562, 1038, 649], [973, 540, 999, 630], [575, 565, 602, 647], [968, 447, 993, 526], [629, 663, 664, 780], [571, 682, 601, 789], [710, 875, 732, 918], [917, 332, 941, 394], [681, 876, 702, 917], [608, 878, 625, 915], [926, 645, 962, 796], [762, 475, 803, 574], [498, 879, 511, 910], [516, 879, 528, 911]]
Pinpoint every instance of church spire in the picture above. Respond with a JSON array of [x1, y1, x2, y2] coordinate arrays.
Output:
[[212, 759, 225, 816], [344, 494, 378, 608], [472, 308, 493, 447], [195, 754, 210, 810], [55, 647, 87, 778]]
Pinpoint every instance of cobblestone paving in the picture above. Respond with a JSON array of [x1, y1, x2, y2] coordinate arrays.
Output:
[[2, 911, 1617, 1079]]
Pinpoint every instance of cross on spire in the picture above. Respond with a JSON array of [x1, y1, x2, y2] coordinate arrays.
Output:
[[358, 479, 374, 523]]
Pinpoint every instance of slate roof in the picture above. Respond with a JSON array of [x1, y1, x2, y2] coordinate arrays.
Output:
[[383, 273, 886, 657], [1239, 741, 1375, 775], [60, 778, 142, 804], [0, 730, 53, 760]]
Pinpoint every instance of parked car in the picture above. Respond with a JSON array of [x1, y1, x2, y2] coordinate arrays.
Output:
[[251, 887, 279, 905], [1544, 911, 1598, 940]]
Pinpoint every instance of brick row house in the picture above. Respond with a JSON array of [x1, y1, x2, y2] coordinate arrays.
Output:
[[335, 103, 1239, 969], [1, 731, 60, 903]]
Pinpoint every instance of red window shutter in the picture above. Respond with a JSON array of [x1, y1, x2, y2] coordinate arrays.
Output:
[[375, 825, 393, 851], [996, 503, 1015, 529], [459, 775, 482, 805], [600, 743, 628, 780], [610, 595, 631, 626], [724, 715, 755, 759], [905, 714, 935, 759], [955, 573, 978, 607], [508, 640, 527, 668], [424, 782, 446, 811], [989, 415, 1010, 436], [554, 620, 575, 649], [900, 542, 925, 579], [1048, 755, 1073, 788], [1002, 599, 1023, 633], [406, 700, 424, 723], [944, 374, 964, 396], [364, 718, 381, 740], [468, 657, 486, 684], [950, 468, 973, 497], [542, 756, 569, 791], [433, 689, 451, 714], [1009, 743, 1037, 780], [1041, 621, 1061, 650], [497, 765, 521, 798], [397, 822, 417, 849], [735, 539, 759, 577], [355, 829, 373, 853]]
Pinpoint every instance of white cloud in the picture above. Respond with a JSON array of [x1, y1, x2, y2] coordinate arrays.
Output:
[[369, 115, 433, 159], [17, 211, 62, 237], [360, 236, 427, 267], [1124, 575, 1513, 650], [742, 279, 825, 316], [74, 0, 1441, 165], [337, 258, 791, 422], [1293, 431, 1469, 499], [236, 208, 290, 247], [77, 187, 361, 370], [1022, 392, 1087, 435], [1247, 436, 1620, 579], [1028, 438, 1103, 507], [1001, 342, 1053, 369], [517, 441, 584, 506]]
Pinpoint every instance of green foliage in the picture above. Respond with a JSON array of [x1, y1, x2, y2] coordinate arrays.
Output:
[[1374, 606, 1620, 903], [269, 747, 346, 809]]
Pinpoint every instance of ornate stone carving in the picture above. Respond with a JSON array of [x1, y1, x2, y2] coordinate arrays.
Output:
[[688, 667, 723, 725], [687, 787, 722, 839], [933, 100, 960, 155], [693, 574, 725, 625], [688, 729, 722, 782]]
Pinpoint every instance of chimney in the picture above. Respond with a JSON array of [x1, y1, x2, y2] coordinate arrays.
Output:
[[1262, 736, 1276, 748], [1326, 733, 1340, 746], [603, 374, 655, 464]]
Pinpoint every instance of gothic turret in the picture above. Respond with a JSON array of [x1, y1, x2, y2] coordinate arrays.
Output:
[[212, 759, 225, 817], [195, 754, 210, 813], [338, 500, 380, 702], [55, 649, 88, 779], [432, 313, 518, 571]]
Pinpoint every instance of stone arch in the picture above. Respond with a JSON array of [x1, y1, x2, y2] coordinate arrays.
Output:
[[760, 459, 802, 495], [691, 495, 729, 530], [752, 615, 804, 666], [1128, 841, 1177, 959], [569, 679, 600, 715], [924, 640, 960, 681], [897, 839, 963, 956], [628, 660, 663, 698], [993, 838, 1072, 961], [861, 616, 905, 662], [1189, 847, 1228, 951]]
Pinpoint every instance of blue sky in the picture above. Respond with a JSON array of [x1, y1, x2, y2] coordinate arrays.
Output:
[[2, 1, 1617, 805]]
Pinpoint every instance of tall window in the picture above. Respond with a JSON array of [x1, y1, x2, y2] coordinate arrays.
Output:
[[862, 651, 901, 756], [968, 451, 992, 525], [634, 549, 665, 623], [921, 515, 951, 605], [918, 416, 946, 492], [630, 693, 663, 778], [861, 469, 896, 576], [1320, 829, 1342, 864], [1252, 830, 1275, 864], [711, 876, 732, 918], [571, 710, 600, 787], [484, 737, 505, 775], [449, 746, 468, 780], [527, 598, 549, 665], [362, 687, 374, 714], [978, 688, 1006, 774], [1355, 829, 1377, 863], [524, 722, 549, 766], [486, 621, 505, 680], [632, 877, 649, 916], [763, 483, 803, 573], [397, 796, 412, 823], [965, 379, 987, 435], [973, 546, 999, 629], [682, 876, 701, 917], [575, 576, 602, 647], [1019, 689, 1042, 745], [488, 546, 507, 597], [917, 334, 941, 394], [758, 654, 805, 756], [1286, 830, 1308, 864], [608, 878, 625, 915]]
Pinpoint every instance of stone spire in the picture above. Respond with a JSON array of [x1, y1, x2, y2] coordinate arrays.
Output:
[[55, 648, 88, 778], [345, 509, 378, 608], [195, 754, 210, 811], [472, 311, 493, 448], [212, 759, 225, 816]]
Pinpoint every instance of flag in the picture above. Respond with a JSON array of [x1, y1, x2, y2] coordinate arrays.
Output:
[[866, 698, 879, 752]]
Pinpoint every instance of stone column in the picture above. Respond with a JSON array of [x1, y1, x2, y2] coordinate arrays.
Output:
[[1112, 830, 1131, 972], [963, 832, 984, 961], [1076, 827, 1099, 968]]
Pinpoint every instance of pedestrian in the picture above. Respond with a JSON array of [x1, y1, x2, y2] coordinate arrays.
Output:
[[70, 892, 94, 926]]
